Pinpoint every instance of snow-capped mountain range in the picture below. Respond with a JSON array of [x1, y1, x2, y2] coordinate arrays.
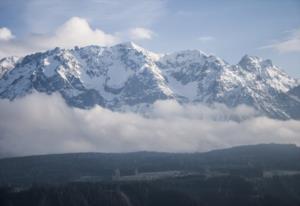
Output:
[[0, 42, 299, 119]]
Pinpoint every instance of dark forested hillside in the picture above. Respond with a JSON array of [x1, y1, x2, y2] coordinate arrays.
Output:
[[0, 144, 299, 185], [1, 174, 300, 206], [0, 144, 300, 206]]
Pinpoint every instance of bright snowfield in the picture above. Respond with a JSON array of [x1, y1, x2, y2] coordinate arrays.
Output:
[[0, 42, 300, 157]]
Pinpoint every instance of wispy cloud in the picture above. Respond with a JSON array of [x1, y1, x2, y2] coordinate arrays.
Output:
[[0, 93, 299, 157], [129, 27, 155, 40], [197, 36, 214, 43], [23, 0, 166, 33], [176, 10, 194, 17], [260, 29, 300, 53]]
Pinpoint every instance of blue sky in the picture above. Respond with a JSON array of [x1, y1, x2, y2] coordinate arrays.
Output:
[[0, 0, 299, 77]]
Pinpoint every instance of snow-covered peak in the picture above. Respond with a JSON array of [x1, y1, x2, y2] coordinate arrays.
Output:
[[0, 56, 20, 78], [238, 55, 274, 71], [116, 41, 141, 50], [239, 55, 263, 69], [158, 49, 230, 72], [207, 54, 227, 66], [240, 54, 261, 62], [111, 42, 161, 61], [237, 54, 297, 93], [160, 49, 208, 63], [0, 42, 299, 119]]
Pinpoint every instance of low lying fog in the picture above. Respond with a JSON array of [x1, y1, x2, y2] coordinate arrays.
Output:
[[0, 93, 299, 157]]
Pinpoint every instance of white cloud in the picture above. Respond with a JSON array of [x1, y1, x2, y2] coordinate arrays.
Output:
[[0, 17, 157, 59], [34, 17, 118, 49], [0, 93, 299, 157], [0, 27, 14, 41], [197, 36, 214, 43], [129, 27, 155, 40], [0, 17, 119, 58], [261, 29, 300, 53]]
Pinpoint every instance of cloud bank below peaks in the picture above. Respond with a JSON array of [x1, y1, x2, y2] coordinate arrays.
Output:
[[0, 92, 299, 157]]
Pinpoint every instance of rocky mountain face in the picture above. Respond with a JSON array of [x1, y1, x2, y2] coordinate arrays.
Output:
[[0, 42, 299, 119], [0, 56, 19, 78]]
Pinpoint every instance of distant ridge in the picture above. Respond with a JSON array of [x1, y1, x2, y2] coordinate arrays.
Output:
[[0, 144, 299, 185]]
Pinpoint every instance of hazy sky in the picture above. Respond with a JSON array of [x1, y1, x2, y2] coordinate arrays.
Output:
[[0, 0, 299, 77]]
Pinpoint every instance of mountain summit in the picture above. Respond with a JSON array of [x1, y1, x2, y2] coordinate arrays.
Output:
[[0, 42, 299, 119]]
